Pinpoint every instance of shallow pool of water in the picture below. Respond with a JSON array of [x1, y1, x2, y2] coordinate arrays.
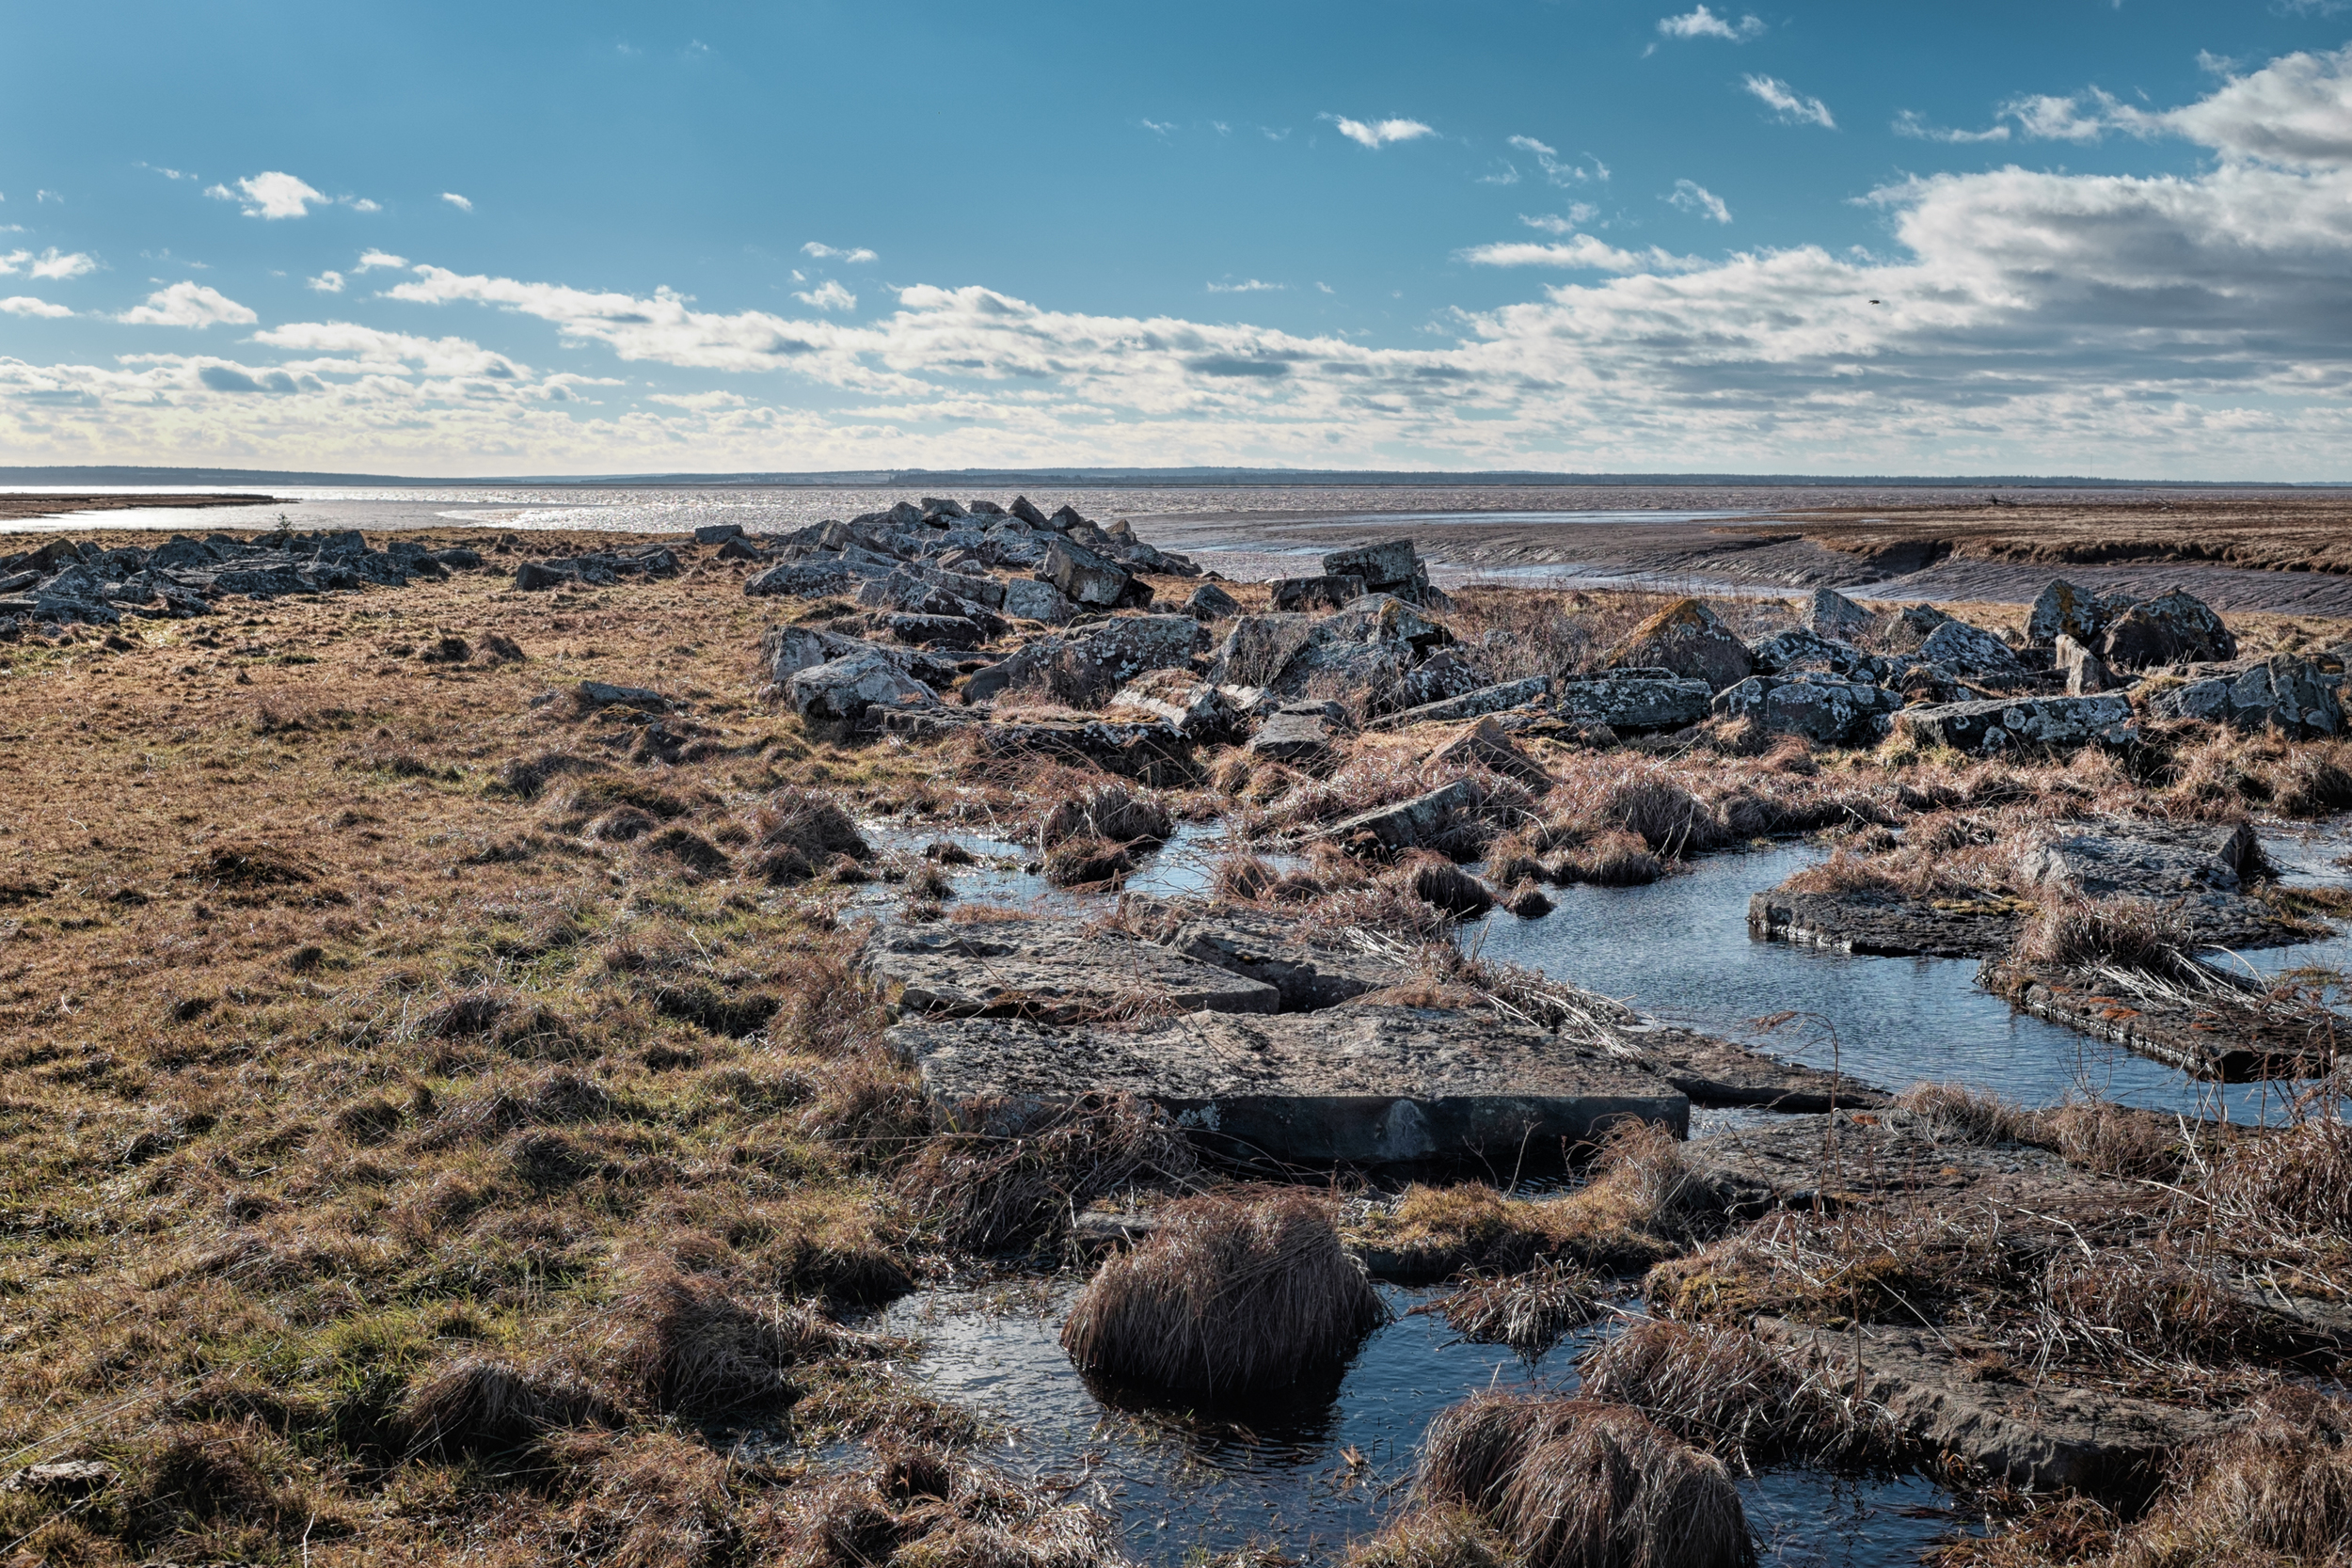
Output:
[[866, 1282, 1961, 1567], [1469, 844, 2324, 1124]]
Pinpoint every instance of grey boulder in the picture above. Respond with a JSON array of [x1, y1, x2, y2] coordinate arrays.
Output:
[[2145, 654, 2342, 737], [1892, 693, 2137, 754], [788, 651, 939, 729], [1042, 537, 1132, 608], [1551, 674, 1713, 733], [1711, 673, 1900, 745]]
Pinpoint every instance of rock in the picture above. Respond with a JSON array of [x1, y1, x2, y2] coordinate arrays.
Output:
[[744, 561, 866, 598], [1323, 779, 1484, 852], [1042, 537, 1133, 608], [1049, 504, 1089, 532], [4, 1460, 116, 1497], [1210, 614, 1320, 688], [1890, 694, 2137, 755], [2145, 654, 2342, 737], [1551, 674, 1713, 733], [1600, 598, 1755, 692], [1381, 650, 1490, 715], [1120, 898, 1416, 1010], [2026, 578, 2100, 647], [888, 1005, 1689, 1166], [1915, 619, 2024, 678], [1710, 673, 1899, 746], [1324, 594, 1450, 652], [2018, 817, 2260, 899], [1270, 574, 1365, 612], [433, 546, 484, 569], [693, 523, 746, 545], [1424, 717, 1551, 787], [1184, 582, 1240, 621], [575, 681, 669, 711], [866, 917, 1279, 1022], [1804, 587, 1874, 639], [1322, 540, 1422, 590], [980, 715, 1196, 783], [886, 612, 986, 650], [515, 561, 572, 591], [1048, 615, 1209, 707], [1749, 890, 2026, 959], [1010, 496, 1054, 529], [1981, 955, 2342, 1082], [1248, 707, 1346, 768], [759, 626, 836, 680], [920, 496, 968, 520], [1367, 676, 1551, 731], [1881, 603, 1952, 652], [1000, 577, 1075, 625], [1748, 626, 1869, 678], [787, 652, 940, 731], [1106, 669, 1240, 738], [1610, 1023, 1888, 1112], [2100, 588, 2236, 671], [2055, 634, 2113, 695]]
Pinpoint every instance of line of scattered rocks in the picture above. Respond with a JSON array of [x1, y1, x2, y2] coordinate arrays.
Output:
[[0, 528, 488, 629]]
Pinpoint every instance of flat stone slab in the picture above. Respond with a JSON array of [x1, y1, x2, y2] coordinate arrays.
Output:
[[888, 1003, 1690, 1166], [2017, 819, 2296, 947], [1603, 1022, 1889, 1112], [1979, 956, 2342, 1082], [1891, 693, 2137, 755], [1120, 898, 1412, 1011], [864, 918, 1278, 1022], [1366, 677, 1550, 730], [1551, 674, 1712, 733], [1748, 889, 2028, 958], [1757, 1316, 2238, 1496]]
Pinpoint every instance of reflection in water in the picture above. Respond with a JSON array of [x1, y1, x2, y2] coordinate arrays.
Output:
[[1470, 843, 2329, 1124], [869, 1283, 1958, 1567]]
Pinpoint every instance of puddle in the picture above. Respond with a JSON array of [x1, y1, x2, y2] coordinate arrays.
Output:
[[857, 1282, 1961, 1567], [1469, 843, 2328, 1125]]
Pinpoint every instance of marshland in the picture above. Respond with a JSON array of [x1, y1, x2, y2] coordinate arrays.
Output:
[[6, 493, 2352, 1567]]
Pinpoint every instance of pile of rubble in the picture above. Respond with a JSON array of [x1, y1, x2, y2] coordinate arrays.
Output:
[[511, 543, 681, 591], [0, 530, 481, 627]]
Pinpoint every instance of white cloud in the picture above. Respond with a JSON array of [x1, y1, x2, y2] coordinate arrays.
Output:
[[1656, 6, 1765, 40], [1667, 179, 1732, 223], [2169, 44, 2352, 166], [115, 281, 258, 327], [206, 171, 328, 219], [37, 191, 61, 204], [1507, 135, 1608, 185], [1892, 109, 2012, 144], [1208, 279, 1286, 293], [2004, 91, 2119, 142], [308, 271, 346, 293], [1327, 116, 1436, 150], [648, 389, 746, 410], [1140, 119, 1178, 137], [0, 248, 96, 280], [802, 241, 877, 263], [138, 163, 195, 181], [355, 249, 409, 272], [1520, 209, 1599, 233], [10, 46, 2352, 481], [343, 197, 381, 213], [442, 192, 473, 212], [249, 320, 528, 377], [1, 296, 72, 319], [1744, 75, 1836, 129], [793, 280, 857, 311]]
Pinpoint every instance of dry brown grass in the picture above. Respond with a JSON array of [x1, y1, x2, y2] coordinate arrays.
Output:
[[1577, 1317, 1889, 1467], [1418, 1259, 1608, 1356], [1416, 1391, 1756, 1568], [1059, 1191, 1386, 1396]]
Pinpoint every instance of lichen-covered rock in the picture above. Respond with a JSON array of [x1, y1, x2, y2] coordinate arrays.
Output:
[[1881, 603, 1952, 652], [866, 917, 1279, 1022], [2144, 654, 2343, 737], [1551, 674, 1713, 733], [1047, 614, 1209, 707], [1916, 618, 2024, 678], [1042, 536, 1133, 608], [2026, 578, 2100, 647], [1106, 669, 1241, 738], [1378, 650, 1491, 717], [1184, 581, 1240, 621], [1749, 626, 1869, 677], [1367, 676, 1550, 730], [1210, 613, 1320, 689], [744, 560, 865, 598], [981, 715, 1196, 782], [1600, 598, 1754, 691], [999, 576, 1075, 625], [1269, 574, 1364, 612], [1804, 586, 1875, 639], [1248, 706, 1347, 767], [886, 612, 986, 650], [1321, 540, 1421, 589], [1322, 779, 1486, 852], [1891, 693, 2137, 754], [2099, 588, 2235, 670], [787, 652, 939, 730], [1710, 673, 1900, 745], [2055, 633, 2113, 695]]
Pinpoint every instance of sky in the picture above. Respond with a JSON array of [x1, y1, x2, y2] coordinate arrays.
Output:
[[4, 1, 2352, 479]]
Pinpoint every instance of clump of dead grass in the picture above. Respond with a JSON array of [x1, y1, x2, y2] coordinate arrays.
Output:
[[1059, 1190, 1385, 1396], [765, 1444, 1127, 1568], [1418, 1259, 1607, 1356], [1416, 1391, 1756, 1568], [893, 1093, 1198, 1256], [2015, 897, 2188, 971], [1577, 1317, 1888, 1467], [752, 788, 871, 883]]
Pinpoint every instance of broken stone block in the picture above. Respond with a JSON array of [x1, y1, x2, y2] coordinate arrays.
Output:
[[788, 652, 939, 731], [888, 1004, 1689, 1166], [2144, 654, 2342, 737], [1120, 897, 1410, 1010], [1210, 613, 1319, 688], [2100, 588, 2235, 670], [1423, 717, 1552, 788], [1890, 693, 2136, 755], [1248, 706, 1347, 768], [1042, 536, 1132, 608], [1803, 587, 1874, 640], [1106, 669, 1240, 738], [2055, 633, 2113, 695], [1323, 778, 1485, 851], [2026, 578, 2101, 647], [1047, 614, 1209, 707], [1551, 674, 1713, 733], [999, 577, 1075, 625], [1184, 581, 1241, 621], [866, 917, 1279, 1022], [1709, 673, 1900, 746], [1600, 598, 1755, 691], [1321, 540, 1421, 589], [575, 680, 669, 711], [1367, 676, 1551, 730], [1916, 619, 2024, 678], [980, 715, 1195, 782], [1748, 626, 1869, 678], [887, 612, 987, 650], [1270, 574, 1365, 612]]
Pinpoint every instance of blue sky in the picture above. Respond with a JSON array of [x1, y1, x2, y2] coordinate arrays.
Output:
[[4, 1, 2352, 477]]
